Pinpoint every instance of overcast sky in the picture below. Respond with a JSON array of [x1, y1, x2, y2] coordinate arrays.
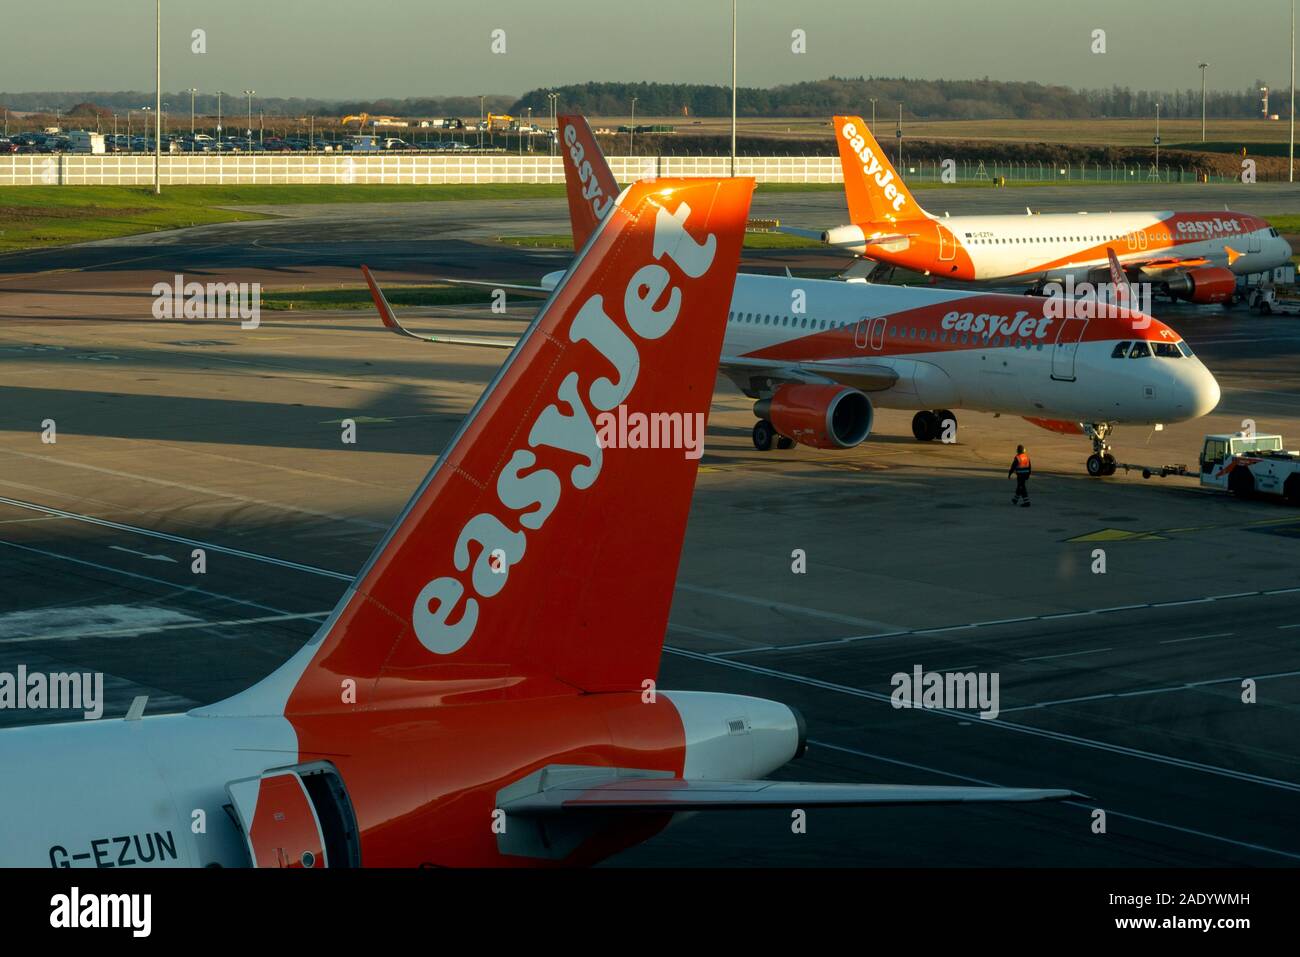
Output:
[[1, 0, 1294, 99]]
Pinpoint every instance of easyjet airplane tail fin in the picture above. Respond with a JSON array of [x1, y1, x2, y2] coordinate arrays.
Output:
[[558, 114, 621, 248], [211, 178, 754, 716], [832, 114, 927, 226]]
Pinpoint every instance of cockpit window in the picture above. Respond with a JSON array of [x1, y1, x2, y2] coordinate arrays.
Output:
[[1111, 341, 1132, 358], [1128, 341, 1150, 358], [1177, 340, 1194, 358], [1152, 342, 1181, 358]]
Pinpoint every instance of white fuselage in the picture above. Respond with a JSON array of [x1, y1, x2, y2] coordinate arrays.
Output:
[[947, 211, 1290, 282], [717, 273, 1220, 425]]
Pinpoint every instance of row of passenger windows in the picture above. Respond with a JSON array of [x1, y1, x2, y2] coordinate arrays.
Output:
[[725, 311, 1047, 350], [1110, 339, 1194, 359], [727, 312, 843, 330], [968, 233, 1173, 246]]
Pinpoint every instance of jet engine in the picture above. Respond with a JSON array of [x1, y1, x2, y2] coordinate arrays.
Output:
[[754, 384, 874, 449], [1165, 266, 1236, 304]]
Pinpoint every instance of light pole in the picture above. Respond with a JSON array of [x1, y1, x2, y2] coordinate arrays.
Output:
[[869, 97, 877, 135], [1291, 0, 1295, 183], [730, 0, 737, 176], [153, 0, 161, 194], [630, 96, 637, 153], [1154, 102, 1161, 176], [479, 95, 485, 150], [1198, 63, 1208, 142], [243, 90, 255, 143], [216, 91, 224, 144], [187, 88, 197, 139], [548, 92, 559, 155]]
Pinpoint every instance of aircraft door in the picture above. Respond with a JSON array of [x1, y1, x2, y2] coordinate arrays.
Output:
[[227, 765, 360, 868], [1050, 318, 1088, 382], [869, 316, 886, 350], [937, 223, 956, 262]]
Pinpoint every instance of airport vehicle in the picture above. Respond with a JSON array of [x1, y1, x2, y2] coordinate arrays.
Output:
[[65, 131, 105, 154], [1200, 432, 1300, 501], [0, 178, 1072, 868], [1247, 284, 1300, 316], [375, 114, 1222, 475], [783, 115, 1293, 301]]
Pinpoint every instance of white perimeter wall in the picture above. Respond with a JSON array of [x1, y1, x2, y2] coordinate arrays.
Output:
[[0, 154, 842, 186]]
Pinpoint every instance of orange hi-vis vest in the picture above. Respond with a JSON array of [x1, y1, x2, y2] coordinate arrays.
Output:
[[1014, 452, 1031, 474]]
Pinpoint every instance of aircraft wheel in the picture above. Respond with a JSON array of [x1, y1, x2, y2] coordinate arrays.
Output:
[[936, 410, 957, 442], [912, 410, 939, 442], [1102, 453, 1117, 476], [776, 435, 795, 450], [1086, 454, 1106, 477], [752, 419, 776, 452]]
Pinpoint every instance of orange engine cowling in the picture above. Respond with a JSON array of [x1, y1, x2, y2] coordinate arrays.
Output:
[[1166, 266, 1236, 304], [754, 384, 873, 449]]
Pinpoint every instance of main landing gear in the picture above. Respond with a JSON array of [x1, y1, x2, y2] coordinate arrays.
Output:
[[912, 410, 957, 442], [752, 419, 794, 452], [1084, 422, 1118, 477]]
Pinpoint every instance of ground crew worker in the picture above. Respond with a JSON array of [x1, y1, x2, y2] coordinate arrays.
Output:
[[1009, 444, 1032, 506]]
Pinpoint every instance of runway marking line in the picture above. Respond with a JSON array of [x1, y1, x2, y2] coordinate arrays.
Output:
[[810, 740, 1300, 862], [665, 645, 1300, 796]]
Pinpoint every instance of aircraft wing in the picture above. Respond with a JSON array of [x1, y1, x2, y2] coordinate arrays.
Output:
[[422, 275, 554, 296], [503, 777, 1077, 815], [720, 356, 899, 394], [774, 224, 826, 241], [362, 265, 520, 348]]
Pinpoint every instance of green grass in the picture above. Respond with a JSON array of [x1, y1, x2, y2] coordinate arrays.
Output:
[[260, 284, 504, 311], [498, 231, 823, 250], [0, 184, 572, 254]]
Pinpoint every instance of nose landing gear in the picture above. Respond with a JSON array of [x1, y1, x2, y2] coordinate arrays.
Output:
[[1084, 422, 1118, 476]]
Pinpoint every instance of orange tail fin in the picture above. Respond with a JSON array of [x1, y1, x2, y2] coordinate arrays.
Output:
[[558, 114, 621, 248], [832, 114, 925, 225], [274, 178, 753, 712]]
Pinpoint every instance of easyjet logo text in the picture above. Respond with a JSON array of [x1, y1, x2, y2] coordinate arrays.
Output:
[[1176, 218, 1243, 235], [412, 198, 718, 654], [941, 309, 1052, 339], [564, 123, 613, 222], [840, 120, 907, 214]]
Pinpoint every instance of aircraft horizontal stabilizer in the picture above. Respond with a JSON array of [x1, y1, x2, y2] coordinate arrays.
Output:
[[503, 777, 1077, 815]]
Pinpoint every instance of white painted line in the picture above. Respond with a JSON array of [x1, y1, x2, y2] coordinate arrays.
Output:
[[999, 693, 1115, 713], [108, 545, 178, 564], [0, 540, 307, 619], [0, 496, 353, 581], [1021, 647, 1113, 662], [810, 740, 1300, 862], [673, 582, 905, 632], [0, 611, 331, 645], [1160, 632, 1232, 644], [1090, 603, 1151, 614], [665, 646, 1300, 795], [0, 452, 388, 531], [1278, 623, 1300, 630]]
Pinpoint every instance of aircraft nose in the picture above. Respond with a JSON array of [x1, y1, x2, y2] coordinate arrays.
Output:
[[1185, 362, 1221, 419]]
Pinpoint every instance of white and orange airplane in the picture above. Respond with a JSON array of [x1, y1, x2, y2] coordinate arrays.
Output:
[[374, 115, 1221, 477], [787, 114, 1293, 302], [0, 178, 1073, 869]]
